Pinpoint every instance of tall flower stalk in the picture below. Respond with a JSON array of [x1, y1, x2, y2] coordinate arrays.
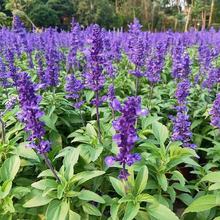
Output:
[[105, 96, 148, 180], [171, 79, 196, 148], [127, 18, 145, 96], [85, 24, 105, 143], [16, 72, 60, 182]]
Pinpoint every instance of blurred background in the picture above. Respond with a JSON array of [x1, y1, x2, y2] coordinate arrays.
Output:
[[0, 0, 220, 31]]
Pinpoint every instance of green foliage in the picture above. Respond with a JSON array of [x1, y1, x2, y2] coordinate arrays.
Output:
[[28, 4, 60, 28]]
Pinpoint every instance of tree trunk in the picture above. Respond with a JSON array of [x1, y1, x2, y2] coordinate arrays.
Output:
[[208, 0, 215, 27], [115, 0, 118, 14], [185, 6, 192, 32], [201, 10, 207, 30], [174, 18, 178, 31]]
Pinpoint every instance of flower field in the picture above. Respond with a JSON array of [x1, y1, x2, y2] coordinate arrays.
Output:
[[1, 17, 220, 220]]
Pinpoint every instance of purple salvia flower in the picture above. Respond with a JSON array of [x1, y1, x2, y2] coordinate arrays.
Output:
[[12, 15, 26, 34], [145, 42, 166, 84], [172, 42, 191, 80], [17, 72, 50, 154], [84, 24, 105, 92], [172, 79, 195, 149], [105, 96, 148, 180], [175, 79, 191, 105], [35, 53, 47, 87], [171, 111, 196, 149], [0, 57, 11, 88], [127, 18, 145, 78], [67, 19, 81, 71], [202, 67, 220, 89], [210, 93, 220, 129], [65, 74, 84, 109], [44, 30, 60, 87]]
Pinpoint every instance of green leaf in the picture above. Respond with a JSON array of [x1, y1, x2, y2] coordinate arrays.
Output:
[[157, 173, 168, 191], [109, 177, 126, 197], [200, 172, 220, 183], [183, 194, 219, 214], [64, 147, 80, 179], [118, 194, 134, 203], [31, 179, 58, 191], [78, 190, 105, 204], [12, 186, 31, 199], [38, 169, 54, 178], [152, 121, 168, 145], [23, 195, 53, 208], [82, 203, 102, 216], [73, 170, 105, 185], [209, 183, 220, 191], [136, 193, 155, 203], [46, 200, 69, 220], [41, 114, 58, 131], [13, 143, 40, 162], [135, 211, 150, 220], [213, 217, 220, 220], [69, 210, 81, 220], [79, 144, 103, 163], [122, 202, 140, 220], [0, 180, 12, 199], [148, 203, 179, 220], [134, 166, 148, 195], [0, 155, 20, 181], [171, 171, 186, 187], [110, 202, 120, 220], [85, 123, 97, 137]]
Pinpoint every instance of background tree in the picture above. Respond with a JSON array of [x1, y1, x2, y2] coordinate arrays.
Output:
[[0, 0, 219, 30]]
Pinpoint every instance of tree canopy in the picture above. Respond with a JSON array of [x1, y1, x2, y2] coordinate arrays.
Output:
[[0, 0, 220, 31]]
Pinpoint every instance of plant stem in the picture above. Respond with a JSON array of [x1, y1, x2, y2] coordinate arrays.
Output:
[[95, 91, 102, 143], [42, 153, 61, 182], [0, 117, 6, 144], [135, 77, 140, 96], [79, 109, 85, 127]]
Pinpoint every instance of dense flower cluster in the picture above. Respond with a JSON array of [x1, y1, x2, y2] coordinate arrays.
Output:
[[210, 93, 220, 129], [65, 74, 84, 108], [67, 19, 82, 71], [145, 42, 166, 84], [175, 79, 191, 105], [105, 96, 148, 179], [17, 72, 50, 154], [171, 112, 196, 149], [84, 24, 105, 92], [44, 30, 60, 87], [172, 42, 191, 80], [127, 19, 145, 78], [172, 79, 195, 148]]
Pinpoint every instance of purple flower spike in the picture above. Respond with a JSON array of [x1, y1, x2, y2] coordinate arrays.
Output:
[[210, 93, 220, 129], [106, 96, 147, 180], [17, 72, 51, 154]]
